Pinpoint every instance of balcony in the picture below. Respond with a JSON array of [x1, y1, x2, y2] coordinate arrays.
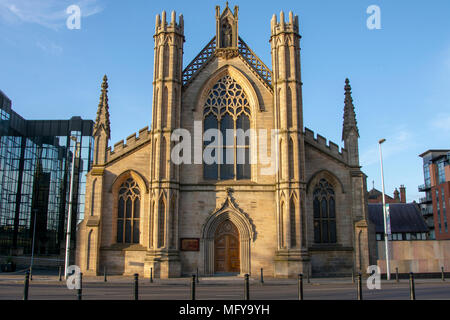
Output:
[[419, 196, 432, 204], [418, 183, 431, 192], [426, 218, 435, 229], [421, 206, 434, 216]]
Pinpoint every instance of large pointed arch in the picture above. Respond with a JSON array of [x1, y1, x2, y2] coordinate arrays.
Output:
[[194, 64, 261, 113], [110, 169, 149, 194], [306, 169, 345, 194], [200, 189, 255, 276]]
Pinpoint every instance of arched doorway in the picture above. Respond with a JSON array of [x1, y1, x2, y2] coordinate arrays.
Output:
[[201, 191, 254, 276], [214, 220, 240, 273]]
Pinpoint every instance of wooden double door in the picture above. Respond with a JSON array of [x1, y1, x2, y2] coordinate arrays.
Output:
[[214, 220, 240, 273]]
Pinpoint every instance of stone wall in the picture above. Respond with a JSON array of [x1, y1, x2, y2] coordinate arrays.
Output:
[[376, 240, 450, 273]]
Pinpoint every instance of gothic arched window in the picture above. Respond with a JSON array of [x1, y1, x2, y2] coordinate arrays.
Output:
[[117, 178, 141, 244], [313, 179, 337, 244], [203, 75, 251, 180]]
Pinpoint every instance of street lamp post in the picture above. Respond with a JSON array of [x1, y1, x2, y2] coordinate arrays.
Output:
[[379, 138, 391, 281], [64, 137, 80, 279]]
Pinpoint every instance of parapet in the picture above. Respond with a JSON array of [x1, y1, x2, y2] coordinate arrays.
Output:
[[304, 127, 348, 164], [271, 11, 299, 36], [155, 10, 184, 35], [107, 126, 151, 162]]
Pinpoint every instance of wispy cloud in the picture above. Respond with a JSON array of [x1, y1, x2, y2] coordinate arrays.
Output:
[[431, 113, 450, 132], [360, 128, 415, 167], [36, 40, 63, 55], [0, 0, 104, 30]]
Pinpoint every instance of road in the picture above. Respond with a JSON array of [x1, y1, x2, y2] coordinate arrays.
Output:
[[0, 275, 449, 300]]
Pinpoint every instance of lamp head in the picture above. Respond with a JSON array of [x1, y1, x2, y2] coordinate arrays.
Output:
[[379, 138, 386, 144]]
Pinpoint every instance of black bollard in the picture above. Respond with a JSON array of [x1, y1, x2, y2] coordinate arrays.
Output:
[[307, 271, 310, 284], [196, 268, 199, 284], [260, 268, 264, 284], [104, 266, 107, 282], [23, 271, 30, 300], [352, 271, 355, 284], [134, 274, 139, 300], [357, 273, 362, 300], [77, 273, 83, 300], [409, 272, 415, 300], [244, 274, 250, 300], [442, 267, 445, 282], [396, 267, 399, 283], [150, 267, 153, 283], [298, 274, 303, 300], [191, 275, 196, 300], [58, 266, 62, 282]]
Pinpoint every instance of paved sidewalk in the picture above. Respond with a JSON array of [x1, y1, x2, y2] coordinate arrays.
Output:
[[1, 271, 448, 286]]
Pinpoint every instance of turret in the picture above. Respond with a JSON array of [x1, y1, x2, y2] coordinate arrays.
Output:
[[147, 10, 184, 278], [342, 78, 360, 167], [93, 75, 111, 165], [270, 10, 309, 276], [270, 10, 303, 181]]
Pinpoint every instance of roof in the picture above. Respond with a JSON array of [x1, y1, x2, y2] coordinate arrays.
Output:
[[368, 188, 393, 200], [368, 188, 382, 199], [368, 203, 428, 233], [419, 150, 450, 158], [0, 89, 12, 111]]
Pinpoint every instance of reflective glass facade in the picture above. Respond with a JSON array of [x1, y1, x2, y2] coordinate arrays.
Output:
[[0, 91, 93, 255]]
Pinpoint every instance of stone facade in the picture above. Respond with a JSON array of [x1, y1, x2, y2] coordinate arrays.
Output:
[[76, 4, 373, 278]]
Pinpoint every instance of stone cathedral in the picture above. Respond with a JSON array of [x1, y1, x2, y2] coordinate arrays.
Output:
[[76, 4, 374, 278]]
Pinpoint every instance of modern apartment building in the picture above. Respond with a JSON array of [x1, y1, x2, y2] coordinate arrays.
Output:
[[419, 150, 450, 240]]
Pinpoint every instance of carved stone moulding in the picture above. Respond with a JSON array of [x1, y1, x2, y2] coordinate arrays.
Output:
[[215, 48, 239, 59]]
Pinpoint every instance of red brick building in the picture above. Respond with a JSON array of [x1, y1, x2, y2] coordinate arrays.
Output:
[[419, 150, 450, 240], [368, 185, 406, 204]]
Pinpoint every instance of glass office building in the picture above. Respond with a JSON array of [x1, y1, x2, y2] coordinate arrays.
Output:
[[0, 90, 93, 255]]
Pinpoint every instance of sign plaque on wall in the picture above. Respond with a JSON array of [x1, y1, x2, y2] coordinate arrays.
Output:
[[180, 238, 200, 251]]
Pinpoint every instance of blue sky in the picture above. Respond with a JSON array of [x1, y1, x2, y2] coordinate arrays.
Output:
[[1, 0, 449, 202]]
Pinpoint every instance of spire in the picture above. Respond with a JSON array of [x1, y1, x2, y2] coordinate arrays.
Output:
[[94, 75, 111, 139], [342, 78, 359, 141]]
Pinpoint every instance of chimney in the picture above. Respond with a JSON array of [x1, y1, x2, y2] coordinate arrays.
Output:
[[399, 185, 406, 203]]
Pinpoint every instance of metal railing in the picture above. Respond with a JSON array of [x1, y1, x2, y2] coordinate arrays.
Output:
[[419, 196, 432, 203], [418, 183, 431, 192]]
